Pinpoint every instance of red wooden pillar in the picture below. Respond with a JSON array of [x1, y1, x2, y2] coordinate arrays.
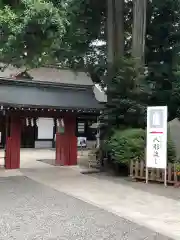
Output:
[[5, 116, 21, 169], [5, 137, 12, 169], [55, 133, 66, 165], [67, 115, 77, 165], [55, 114, 77, 166]]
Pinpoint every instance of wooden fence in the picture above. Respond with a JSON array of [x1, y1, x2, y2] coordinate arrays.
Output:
[[130, 160, 179, 184]]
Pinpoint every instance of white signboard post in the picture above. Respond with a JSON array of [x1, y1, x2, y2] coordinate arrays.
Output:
[[146, 106, 168, 186]]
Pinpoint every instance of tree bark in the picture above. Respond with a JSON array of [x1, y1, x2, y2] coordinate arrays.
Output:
[[114, 0, 124, 59], [107, 0, 124, 79], [132, 0, 147, 65], [107, 0, 124, 65], [107, 0, 115, 69]]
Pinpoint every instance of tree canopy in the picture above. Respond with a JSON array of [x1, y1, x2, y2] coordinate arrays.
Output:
[[146, 0, 180, 120], [1, 0, 180, 125], [0, 0, 106, 69], [103, 0, 180, 130]]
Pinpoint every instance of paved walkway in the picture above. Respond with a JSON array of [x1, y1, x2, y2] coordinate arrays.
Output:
[[0, 176, 171, 240], [0, 149, 179, 239]]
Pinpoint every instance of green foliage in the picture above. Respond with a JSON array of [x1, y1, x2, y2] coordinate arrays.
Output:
[[0, 0, 133, 73], [0, 0, 68, 67], [167, 138, 176, 163], [105, 128, 145, 165], [146, 0, 180, 120], [1, 0, 180, 120], [55, 0, 106, 68], [101, 57, 149, 130], [175, 162, 180, 172], [0, 0, 106, 70], [105, 128, 176, 166]]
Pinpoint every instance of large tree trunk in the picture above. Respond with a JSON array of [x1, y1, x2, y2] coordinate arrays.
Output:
[[114, 0, 124, 59], [107, 0, 115, 69], [107, 0, 124, 68], [132, 0, 147, 65]]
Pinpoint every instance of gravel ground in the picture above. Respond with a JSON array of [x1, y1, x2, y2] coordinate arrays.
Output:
[[0, 176, 173, 240]]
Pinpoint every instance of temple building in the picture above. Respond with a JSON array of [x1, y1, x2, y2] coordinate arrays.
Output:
[[0, 66, 105, 169]]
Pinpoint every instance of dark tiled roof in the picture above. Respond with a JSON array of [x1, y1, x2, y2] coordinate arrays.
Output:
[[0, 82, 101, 110]]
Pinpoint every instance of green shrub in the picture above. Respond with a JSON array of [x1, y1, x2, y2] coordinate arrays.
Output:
[[167, 138, 176, 163], [105, 128, 176, 165], [105, 128, 145, 165]]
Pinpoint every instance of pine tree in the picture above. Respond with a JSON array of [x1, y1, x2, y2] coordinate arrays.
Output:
[[102, 0, 180, 133], [101, 57, 148, 131], [146, 0, 180, 120]]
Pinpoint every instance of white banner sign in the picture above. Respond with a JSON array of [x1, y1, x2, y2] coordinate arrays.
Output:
[[146, 106, 167, 169], [38, 118, 54, 139]]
